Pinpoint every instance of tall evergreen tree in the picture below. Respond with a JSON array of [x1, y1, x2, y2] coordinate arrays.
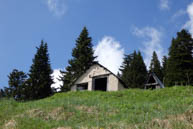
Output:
[[149, 51, 163, 81], [8, 69, 27, 100], [28, 40, 53, 99], [60, 66, 73, 92], [119, 54, 133, 88], [3, 87, 12, 98], [161, 56, 168, 84], [166, 29, 193, 86], [120, 51, 147, 88], [132, 51, 148, 88], [60, 27, 96, 91], [0, 89, 5, 98]]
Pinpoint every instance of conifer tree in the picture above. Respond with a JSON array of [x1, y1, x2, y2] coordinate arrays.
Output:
[[60, 66, 73, 92], [60, 27, 96, 91], [120, 51, 147, 88], [161, 56, 168, 84], [149, 51, 163, 81], [166, 29, 193, 86], [8, 69, 27, 100], [0, 89, 5, 98], [119, 54, 133, 88], [28, 40, 53, 99], [3, 87, 12, 98], [132, 51, 147, 88]]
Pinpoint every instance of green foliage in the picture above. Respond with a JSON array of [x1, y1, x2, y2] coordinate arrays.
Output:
[[0, 87, 193, 128], [28, 40, 53, 100], [2, 87, 13, 98], [0, 89, 5, 98], [120, 51, 147, 88], [166, 29, 193, 86], [60, 27, 96, 91], [161, 56, 168, 85], [59, 66, 73, 92], [8, 69, 27, 100], [149, 51, 163, 81], [119, 53, 133, 88]]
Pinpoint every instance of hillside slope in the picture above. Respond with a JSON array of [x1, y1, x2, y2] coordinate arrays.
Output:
[[0, 86, 193, 129]]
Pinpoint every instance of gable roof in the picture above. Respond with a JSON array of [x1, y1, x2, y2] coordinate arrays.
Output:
[[73, 62, 127, 88], [145, 72, 165, 88], [94, 62, 127, 87]]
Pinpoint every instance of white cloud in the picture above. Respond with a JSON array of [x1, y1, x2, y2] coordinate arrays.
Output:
[[94, 36, 124, 75], [183, 2, 193, 36], [51, 69, 63, 91], [160, 0, 170, 10], [46, 0, 67, 17], [133, 27, 164, 68], [171, 9, 186, 22]]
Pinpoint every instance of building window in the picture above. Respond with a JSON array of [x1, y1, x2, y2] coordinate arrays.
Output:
[[77, 83, 88, 91]]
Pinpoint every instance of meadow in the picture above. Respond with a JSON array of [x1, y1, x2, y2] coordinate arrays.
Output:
[[0, 86, 193, 129]]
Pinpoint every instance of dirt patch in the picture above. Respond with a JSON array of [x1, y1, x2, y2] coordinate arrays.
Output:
[[4, 120, 17, 129], [184, 110, 193, 122], [48, 107, 64, 120], [25, 107, 74, 121], [144, 110, 193, 129], [150, 118, 171, 128], [48, 107, 74, 121], [27, 109, 47, 118], [75, 106, 97, 113], [164, 110, 193, 123], [53, 127, 72, 129], [25, 108, 52, 120], [53, 127, 101, 129]]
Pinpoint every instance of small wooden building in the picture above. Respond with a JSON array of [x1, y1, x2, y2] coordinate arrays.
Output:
[[145, 72, 165, 89], [71, 63, 126, 91]]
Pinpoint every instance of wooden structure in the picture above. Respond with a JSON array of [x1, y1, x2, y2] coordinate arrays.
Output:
[[145, 72, 164, 89]]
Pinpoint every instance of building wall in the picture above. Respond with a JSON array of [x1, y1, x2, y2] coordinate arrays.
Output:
[[107, 74, 119, 91], [118, 81, 125, 90], [156, 85, 161, 89], [71, 64, 122, 91]]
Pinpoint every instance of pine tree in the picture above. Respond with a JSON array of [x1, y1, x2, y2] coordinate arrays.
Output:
[[120, 51, 147, 88], [161, 56, 168, 84], [149, 51, 163, 81], [0, 89, 5, 98], [3, 87, 12, 98], [28, 40, 53, 99], [166, 29, 193, 86], [119, 54, 133, 88], [60, 27, 96, 91], [8, 69, 27, 100], [59, 66, 73, 92], [132, 51, 147, 88]]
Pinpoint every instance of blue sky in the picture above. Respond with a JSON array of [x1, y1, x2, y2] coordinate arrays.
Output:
[[0, 0, 193, 88]]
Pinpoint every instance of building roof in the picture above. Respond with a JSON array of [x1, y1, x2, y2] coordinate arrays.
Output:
[[94, 62, 127, 87], [73, 62, 127, 88], [145, 72, 165, 88]]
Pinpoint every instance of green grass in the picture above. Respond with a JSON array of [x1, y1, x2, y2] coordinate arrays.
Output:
[[1, 86, 193, 129]]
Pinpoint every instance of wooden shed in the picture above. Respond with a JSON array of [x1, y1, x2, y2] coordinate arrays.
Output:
[[145, 72, 165, 89], [71, 63, 126, 91]]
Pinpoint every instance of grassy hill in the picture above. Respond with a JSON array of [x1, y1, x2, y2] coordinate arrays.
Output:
[[0, 86, 193, 129]]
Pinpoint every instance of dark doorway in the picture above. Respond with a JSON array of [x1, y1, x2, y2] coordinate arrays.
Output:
[[146, 76, 156, 89], [77, 83, 88, 91], [94, 77, 107, 91], [149, 76, 156, 83]]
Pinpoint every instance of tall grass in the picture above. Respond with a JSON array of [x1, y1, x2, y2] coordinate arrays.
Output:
[[0, 86, 193, 129]]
